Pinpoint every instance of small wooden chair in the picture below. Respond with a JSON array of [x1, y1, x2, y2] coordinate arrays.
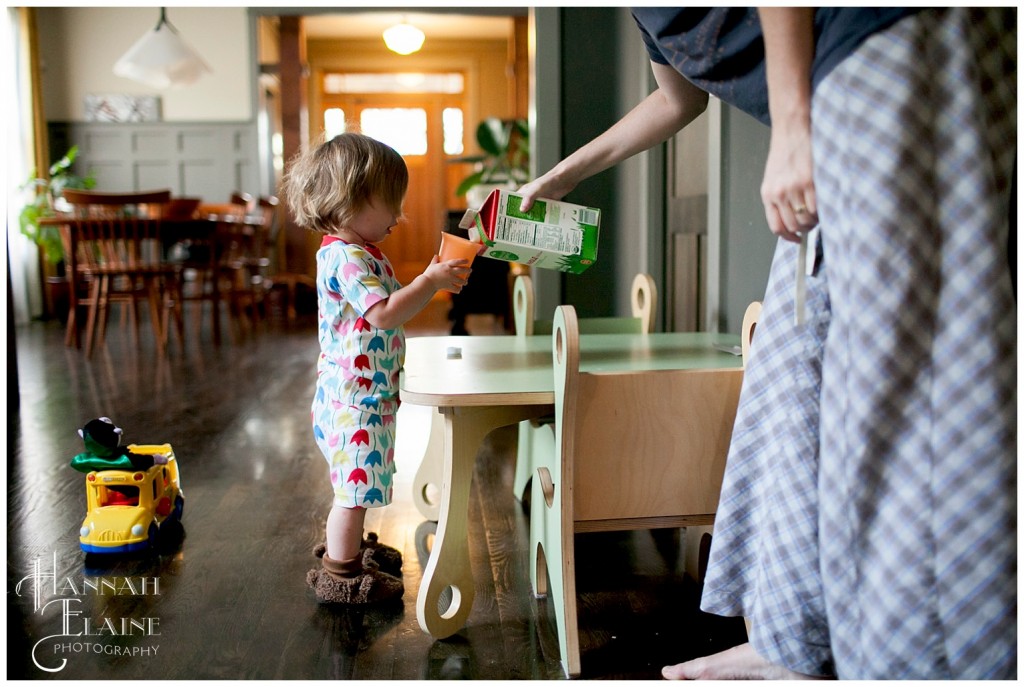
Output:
[[512, 272, 656, 337], [530, 304, 747, 677], [683, 299, 762, 582], [59, 189, 178, 357], [511, 273, 657, 504]]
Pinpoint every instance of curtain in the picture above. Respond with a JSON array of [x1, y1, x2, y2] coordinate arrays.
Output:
[[6, 7, 45, 324]]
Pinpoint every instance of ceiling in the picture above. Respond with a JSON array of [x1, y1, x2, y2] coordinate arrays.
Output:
[[303, 12, 515, 40]]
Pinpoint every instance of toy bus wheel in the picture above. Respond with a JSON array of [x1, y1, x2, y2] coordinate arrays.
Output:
[[147, 523, 158, 549]]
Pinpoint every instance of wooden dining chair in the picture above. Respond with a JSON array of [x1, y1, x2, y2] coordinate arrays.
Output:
[[528, 304, 746, 677], [230, 191, 254, 209], [59, 189, 179, 357], [211, 193, 279, 338], [240, 195, 279, 325], [511, 273, 658, 504], [265, 195, 317, 324], [178, 194, 261, 344], [216, 212, 265, 341], [196, 194, 250, 221]]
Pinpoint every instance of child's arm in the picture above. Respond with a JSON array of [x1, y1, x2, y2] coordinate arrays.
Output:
[[362, 256, 470, 331]]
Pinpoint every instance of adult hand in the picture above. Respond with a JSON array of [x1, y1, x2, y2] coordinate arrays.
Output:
[[517, 170, 578, 212], [760, 120, 818, 243]]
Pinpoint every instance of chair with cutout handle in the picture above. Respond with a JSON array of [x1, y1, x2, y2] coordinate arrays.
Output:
[[511, 272, 658, 505], [529, 304, 750, 677]]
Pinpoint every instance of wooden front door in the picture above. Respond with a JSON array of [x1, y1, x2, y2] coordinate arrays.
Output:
[[322, 92, 463, 287]]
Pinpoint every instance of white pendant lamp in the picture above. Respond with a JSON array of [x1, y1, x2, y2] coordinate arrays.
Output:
[[382, 20, 425, 56], [113, 7, 211, 89]]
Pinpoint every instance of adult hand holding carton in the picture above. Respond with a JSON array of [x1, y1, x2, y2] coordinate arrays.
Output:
[[459, 189, 600, 274]]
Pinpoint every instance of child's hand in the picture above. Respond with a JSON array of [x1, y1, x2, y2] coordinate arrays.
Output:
[[425, 255, 471, 293]]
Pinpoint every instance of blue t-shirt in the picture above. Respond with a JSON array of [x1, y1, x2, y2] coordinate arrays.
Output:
[[631, 8, 922, 126]]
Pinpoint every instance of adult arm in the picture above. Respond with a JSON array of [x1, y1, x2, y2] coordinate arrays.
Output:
[[518, 61, 709, 210], [758, 7, 819, 243]]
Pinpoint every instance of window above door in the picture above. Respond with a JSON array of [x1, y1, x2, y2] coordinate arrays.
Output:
[[323, 72, 464, 94]]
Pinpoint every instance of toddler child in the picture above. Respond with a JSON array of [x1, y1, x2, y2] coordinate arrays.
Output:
[[284, 132, 471, 604]]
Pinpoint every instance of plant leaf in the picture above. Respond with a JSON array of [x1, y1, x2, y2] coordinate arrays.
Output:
[[476, 117, 509, 157], [455, 171, 485, 197], [19, 146, 95, 261], [49, 145, 78, 177], [456, 118, 529, 196]]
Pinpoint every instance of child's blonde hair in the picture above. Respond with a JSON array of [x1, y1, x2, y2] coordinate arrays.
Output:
[[284, 132, 408, 235]]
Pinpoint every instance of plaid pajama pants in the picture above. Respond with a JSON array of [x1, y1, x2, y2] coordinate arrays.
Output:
[[701, 8, 1016, 679]]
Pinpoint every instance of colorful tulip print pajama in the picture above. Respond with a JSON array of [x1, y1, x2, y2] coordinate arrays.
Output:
[[312, 236, 405, 508]]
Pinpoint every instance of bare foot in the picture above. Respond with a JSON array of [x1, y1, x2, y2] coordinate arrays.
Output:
[[662, 643, 830, 680]]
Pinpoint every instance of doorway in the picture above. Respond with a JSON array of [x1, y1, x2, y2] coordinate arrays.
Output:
[[320, 79, 469, 286], [256, 9, 528, 330]]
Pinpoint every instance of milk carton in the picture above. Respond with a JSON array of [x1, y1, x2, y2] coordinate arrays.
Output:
[[459, 189, 600, 273]]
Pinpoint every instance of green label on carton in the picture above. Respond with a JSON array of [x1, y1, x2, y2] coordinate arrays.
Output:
[[504, 195, 547, 222], [489, 250, 520, 262]]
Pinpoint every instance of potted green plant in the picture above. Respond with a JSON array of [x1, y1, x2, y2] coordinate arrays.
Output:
[[19, 145, 97, 264], [454, 117, 529, 208]]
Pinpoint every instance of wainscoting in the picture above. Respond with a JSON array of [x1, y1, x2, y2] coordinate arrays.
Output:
[[48, 121, 262, 202]]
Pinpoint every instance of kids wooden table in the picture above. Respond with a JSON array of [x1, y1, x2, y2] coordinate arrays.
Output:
[[400, 331, 742, 639]]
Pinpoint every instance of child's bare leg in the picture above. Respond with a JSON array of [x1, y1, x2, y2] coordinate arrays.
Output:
[[326, 504, 366, 562], [662, 643, 831, 680]]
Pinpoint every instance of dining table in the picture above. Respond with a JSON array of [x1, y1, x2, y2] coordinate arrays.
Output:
[[399, 330, 744, 639], [43, 210, 265, 349]]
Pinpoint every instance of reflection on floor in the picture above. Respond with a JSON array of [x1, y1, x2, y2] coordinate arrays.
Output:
[[7, 304, 744, 680]]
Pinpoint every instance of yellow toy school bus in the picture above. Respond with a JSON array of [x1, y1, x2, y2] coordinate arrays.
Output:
[[78, 444, 184, 554]]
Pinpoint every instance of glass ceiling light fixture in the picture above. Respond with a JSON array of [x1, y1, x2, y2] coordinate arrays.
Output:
[[113, 7, 211, 89], [382, 18, 425, 56]]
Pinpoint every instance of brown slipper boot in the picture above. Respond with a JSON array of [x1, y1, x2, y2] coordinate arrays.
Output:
[[361, 532, 403, 575], [312, 531, 403, 576], [307, 549, 404, 605]]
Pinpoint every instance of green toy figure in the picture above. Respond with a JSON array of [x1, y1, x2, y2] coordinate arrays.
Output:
[[70, 417, 162, 473]]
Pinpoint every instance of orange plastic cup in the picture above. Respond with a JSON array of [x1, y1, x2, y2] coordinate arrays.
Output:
[[438, 232, 479, 292]]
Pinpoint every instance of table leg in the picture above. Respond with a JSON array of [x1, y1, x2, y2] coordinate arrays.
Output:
[[416, 404, 552, 638], [412, 408, 445, 521]]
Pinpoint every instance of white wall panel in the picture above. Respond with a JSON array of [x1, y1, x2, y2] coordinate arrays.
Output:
[[58, 122, 259, 202]]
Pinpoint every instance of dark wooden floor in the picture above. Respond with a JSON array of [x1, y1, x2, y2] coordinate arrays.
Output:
[[7, 298, 745, 680]]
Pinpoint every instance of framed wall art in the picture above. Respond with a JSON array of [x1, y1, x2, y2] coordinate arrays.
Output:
[[84, 94, 162, 123]]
